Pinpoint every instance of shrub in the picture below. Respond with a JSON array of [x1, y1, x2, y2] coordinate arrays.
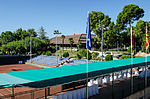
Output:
[[91, 52, 99, 59], [37, 51, 42, 55], [63, 52, 69, 58], [46, 51, 52, 56], [42, 51, 46, 55], [77, 54, 82, 59], [127, 46, 131, 53], [78, 49, 87, 58], [105, 54, 113, 61], [121, 55, 131, 59], [0, 51, 4, 55], [51, 53, 56, 56], [78, 49, 91, 60]]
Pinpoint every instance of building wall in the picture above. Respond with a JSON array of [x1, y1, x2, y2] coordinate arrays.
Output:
[[124, 87, 150, 99]]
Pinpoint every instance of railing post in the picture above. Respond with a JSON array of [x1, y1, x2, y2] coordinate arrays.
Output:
[[112, 72, 114, 99], [48, 87, 50, 96], [11, 87, 15, 99], [31, 90, 34, 99], [45, 88, 47, 99]]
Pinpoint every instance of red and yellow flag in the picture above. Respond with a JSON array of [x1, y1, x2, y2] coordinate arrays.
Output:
[[146, 25, 149, 52]]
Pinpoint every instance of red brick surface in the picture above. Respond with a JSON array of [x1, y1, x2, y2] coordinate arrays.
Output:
[[0, 64, 43, 73], [0, 64, 62, 99]]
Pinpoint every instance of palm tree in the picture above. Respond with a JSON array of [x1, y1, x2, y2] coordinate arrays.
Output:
[[61, 35, 65, 52], [68, 38, 74, 52], [77, 41, 82, 51]]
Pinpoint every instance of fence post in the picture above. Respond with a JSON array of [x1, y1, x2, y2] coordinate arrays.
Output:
[[48, 87, 50, 96], [11, 87, 15, 99], [31, 90, 34, 99], [45, 88, 47, 99], [112, 72, 114, 99]]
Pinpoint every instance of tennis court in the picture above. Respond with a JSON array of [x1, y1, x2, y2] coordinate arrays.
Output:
[[0, 56, 150, 99], [0, 64, 61, 99]]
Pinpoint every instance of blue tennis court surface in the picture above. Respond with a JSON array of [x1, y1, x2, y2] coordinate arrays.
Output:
[[27, 55, 98, 66], [27, 55, 68, 66]]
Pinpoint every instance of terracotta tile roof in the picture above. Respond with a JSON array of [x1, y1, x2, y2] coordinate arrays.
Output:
[[50, 34, 96, 44]]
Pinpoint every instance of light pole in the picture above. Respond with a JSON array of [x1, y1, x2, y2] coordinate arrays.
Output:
[[98, 25, 109, 61], [30, 34, 33, 63], [54, 30, 61, 65]]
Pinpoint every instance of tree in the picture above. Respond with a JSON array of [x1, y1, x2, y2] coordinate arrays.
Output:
[[38, 26, 47, 39], [15, 28, 29, 40], [0, 37, 49, 55], [61, 35, 65, 51], [68, 38, 74, 52], [89, 11, 111, 37], [120, 31, 130, 48], [116, 4, 144, 49], [27, 29, 37, 37], [116, 4, 144, 31], [92, 37, 100, 50], [77, 41, 83, 50], [89, 11, 115, 50], [0, 28, 38, 44], [103, 30, 117, 49], [134, 20, 150, 49], [0, 31, 15, 45], [89, 11, 104, 33]]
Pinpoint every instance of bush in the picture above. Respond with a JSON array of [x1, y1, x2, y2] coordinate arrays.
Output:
[[78, 49, 87, 58], [91, 52, 99, 59], [77, 54, 82, 59], [51, 53, 56, 56], [46, 51, 52, 56], [105, 54, 113, 61], [121, 55, 131, 59], [37, 51, 42, 55], [0, 51, 4, 55], [42, 51, 46, 55], [78, 49, 91, 60], [127, 46, 131, 53], [63, 52, 69, 58], [141, 43, 146, 52]]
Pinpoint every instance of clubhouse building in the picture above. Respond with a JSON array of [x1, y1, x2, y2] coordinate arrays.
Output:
[[50, 34, 96, 51]]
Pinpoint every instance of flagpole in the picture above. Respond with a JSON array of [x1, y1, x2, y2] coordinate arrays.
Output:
[[130, 23, 133, 94], [144, 23, 148, 99], [86, 11, 92, 99], [86, 11, 89, 99], [144, 47, 147, 99], [86, 49, 88, 99]]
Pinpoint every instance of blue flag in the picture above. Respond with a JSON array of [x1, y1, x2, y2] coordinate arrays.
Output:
[[86, 13, 92, 50]]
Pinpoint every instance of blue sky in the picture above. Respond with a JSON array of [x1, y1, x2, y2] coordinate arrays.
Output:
[[0, 0, 149, 38]]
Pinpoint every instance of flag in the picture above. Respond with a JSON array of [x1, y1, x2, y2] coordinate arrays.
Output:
[[146, 25, 149, 52], [131, 26, 134, 49], [86, 13, 92, 50]]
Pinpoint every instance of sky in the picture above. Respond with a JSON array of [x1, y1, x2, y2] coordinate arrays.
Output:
[[0, 0, 149, 38]]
